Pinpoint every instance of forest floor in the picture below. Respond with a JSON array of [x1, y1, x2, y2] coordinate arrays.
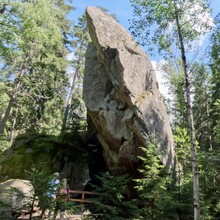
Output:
[[54, 214, 82, 220], [18, 209, 91, 220], [18, 213, 86, 220]]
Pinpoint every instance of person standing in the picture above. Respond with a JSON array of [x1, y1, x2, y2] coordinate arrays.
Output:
[[53, 178, 70, 220], [40, 172, 60, 219], [47, 172, 60, 198], [48, 172, 60, 218]]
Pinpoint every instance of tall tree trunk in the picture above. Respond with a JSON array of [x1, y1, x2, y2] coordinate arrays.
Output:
[[0, 61, 26, 136], [60, 68, 79, 135], [9, 106, 19, 147], [0, 77, 22, 135], [0, 56, 29, 136], [174, 1, 200, 219], [205, 88, 212, 150]]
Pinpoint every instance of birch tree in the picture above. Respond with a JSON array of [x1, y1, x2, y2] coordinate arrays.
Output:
[[129, 0, 214, 219]]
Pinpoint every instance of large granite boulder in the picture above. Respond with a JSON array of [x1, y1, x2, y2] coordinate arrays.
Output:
[[0, 179, 34, 219], [83, 6, 175, 175]]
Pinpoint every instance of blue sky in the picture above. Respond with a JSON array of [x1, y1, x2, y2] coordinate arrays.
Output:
[[70, 0, 219, 63], [71, 0, 132, 31], [71, 0, 219, 32], [70, 0, 219, 99]]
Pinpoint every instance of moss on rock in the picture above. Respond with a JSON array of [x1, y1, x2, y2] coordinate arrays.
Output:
[[0, 132, 89, 185]]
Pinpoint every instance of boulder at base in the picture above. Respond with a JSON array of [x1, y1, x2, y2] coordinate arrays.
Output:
[[0, 179, 34, 219], [83, 6, 175, 175]]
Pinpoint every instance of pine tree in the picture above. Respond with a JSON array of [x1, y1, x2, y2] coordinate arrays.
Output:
[[0, 0, 73, 140], [192, 64, 213, 151], [24, 164, 52, 220], [134, 140, 172, 219], [88, 172, 138, 220]]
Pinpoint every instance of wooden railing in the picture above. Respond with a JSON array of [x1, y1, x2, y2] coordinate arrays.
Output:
[[69, 190, 100, 205]]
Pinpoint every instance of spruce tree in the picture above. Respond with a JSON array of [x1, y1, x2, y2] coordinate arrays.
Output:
[[88, 172, 138, 220], [210, 14, 220, 149], [135, 142, 171, 219], [0, 0, 73, 140]]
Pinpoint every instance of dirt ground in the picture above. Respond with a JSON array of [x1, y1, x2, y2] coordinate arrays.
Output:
[[18, 209, 91, 220], [54, 213, 82, 220], [18, 214, 83, 220]]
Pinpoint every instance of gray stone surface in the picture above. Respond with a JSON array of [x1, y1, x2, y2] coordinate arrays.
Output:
[[83, 6, 174, 175], [0, 179, 34, 219]]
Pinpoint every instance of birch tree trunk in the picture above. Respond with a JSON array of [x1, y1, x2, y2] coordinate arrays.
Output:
[[174, 1, 200, 219], [60, 70, 78, 135]]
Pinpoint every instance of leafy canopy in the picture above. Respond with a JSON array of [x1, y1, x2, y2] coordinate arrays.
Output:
[[129, 0, 214, 57]]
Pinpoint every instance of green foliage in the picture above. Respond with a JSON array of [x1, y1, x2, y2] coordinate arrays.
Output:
[[199, 150, 220, 219], [24, 163, 53, 218], [87, 172, 138, 220], [24, 164, 76, 218], [166, 180, 194, 220], [172, 127, 195, 219], [174, 126, 220, 219], [129, 2, 214, 218], [69, 14, 91, 130], [134, 138, 195, 219], [191, 64, 212, 151], [0, 82, 9, 116], [164, 63, 188, 128], [213, 100, 220, 144], [0, 0, 73, 145], [174, 126, 191, 172], [69, 94, 87, 131], [24, 164, 51, 197], [0, 134, 59, 182], [210, 14, 220, 102], [0, 82, 11, 151], [134, 142, 172, 219], [62, 13, 89, 133], [210, 15, 220, 148], [129, 0, 214, 57]]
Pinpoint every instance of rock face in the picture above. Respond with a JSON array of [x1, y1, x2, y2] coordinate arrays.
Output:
[[83, 6, 174, 175], [0, 179, 34, 219], [0, 134, 90, 190]]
